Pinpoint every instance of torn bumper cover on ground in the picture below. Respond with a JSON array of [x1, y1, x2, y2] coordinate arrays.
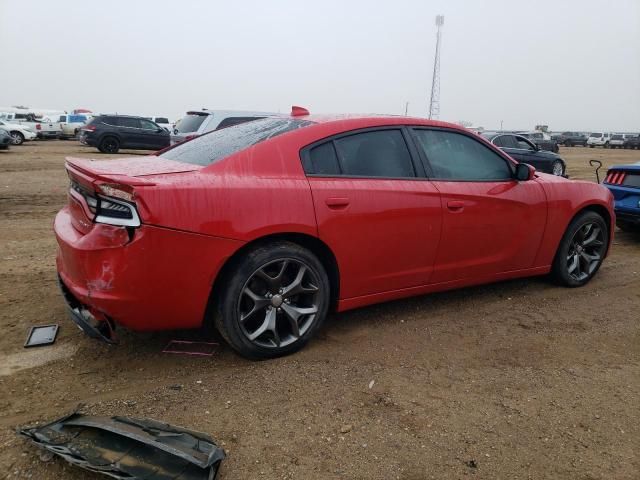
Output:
[[19, 413, 225, 479]]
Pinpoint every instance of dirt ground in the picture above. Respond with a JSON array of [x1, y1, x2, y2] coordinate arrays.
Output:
[[0, 141, 638, 479]]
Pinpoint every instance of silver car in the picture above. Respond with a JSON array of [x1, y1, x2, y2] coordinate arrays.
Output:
[[171, 109, 276, 144]]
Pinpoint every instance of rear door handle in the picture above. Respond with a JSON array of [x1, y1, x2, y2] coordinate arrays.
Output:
[[447, 200, 465, 212], [325, 197, 350, 208]]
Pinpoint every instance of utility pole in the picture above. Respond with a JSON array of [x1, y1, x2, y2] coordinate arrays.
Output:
[[428, 15, 444, 119]]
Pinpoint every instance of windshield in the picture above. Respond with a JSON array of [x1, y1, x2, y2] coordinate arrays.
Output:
[[612, 135, 623, 140], [175, 113, 208, 133], [160, 117, 314, 166], [590, 133, 602, 138]]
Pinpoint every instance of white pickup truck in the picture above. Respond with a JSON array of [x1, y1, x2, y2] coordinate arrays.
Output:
[[0, 112, 63, 139]]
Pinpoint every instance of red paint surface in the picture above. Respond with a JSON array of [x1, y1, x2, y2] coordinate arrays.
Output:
[[54, 116, 615, 332]]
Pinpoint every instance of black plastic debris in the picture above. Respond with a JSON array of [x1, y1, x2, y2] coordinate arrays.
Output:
[[24, 324, 59, 348], [19, 413, 225, 479]]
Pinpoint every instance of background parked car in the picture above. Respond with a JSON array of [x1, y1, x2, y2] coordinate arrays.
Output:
[[0, 119, 37, 145], [552, 131, 588, 147], [0, 128, 11, 149], [517, 131, 559, 153], [33, 117, 63, 139], [79, 115, 170, 153], [53, 113, 92, 139], [481, 132, 567, 176], [144, 116, 173, 132], [623, 134, 640, 149], [602, 162, 640, 232], [587, 132, 612, 148], [170, 109, 275, 144]]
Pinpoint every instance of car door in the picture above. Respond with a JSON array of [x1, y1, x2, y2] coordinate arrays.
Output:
[[302, 127, 443, 299], [138, 119, 169, 149], [411, 128, 547, 283], [116, 117, 144, 148]]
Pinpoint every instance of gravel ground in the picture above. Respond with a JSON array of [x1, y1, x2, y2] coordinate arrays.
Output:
[[0, 141, 638, 479]]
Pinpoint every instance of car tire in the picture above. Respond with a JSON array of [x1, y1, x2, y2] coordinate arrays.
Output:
[[616, 221, 640, 233], [589, 145, 594, 148], [10, 131, 24, 145], [213, 241, 330, 360], [604, 142, 610, 148], [564, 140, 573, 147], [551, 211, 609, 287], [98, 136, 120, 154], [551, 160, 565, 176]]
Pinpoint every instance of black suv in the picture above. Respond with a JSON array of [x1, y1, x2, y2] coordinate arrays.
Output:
[[79, 115, 170, 154], [552, 131, 588, 147]]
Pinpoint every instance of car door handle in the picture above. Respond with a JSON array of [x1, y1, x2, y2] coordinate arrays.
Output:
[[325, 197, 350, 208], [447, 200, 465, 212]]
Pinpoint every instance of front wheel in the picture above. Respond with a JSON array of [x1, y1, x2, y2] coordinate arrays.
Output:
[[10, 131, 24, 145], [551, 211, 609, 287], [564, 140, 573, 147], [214, 242, 330, 359], [551, 160, 565, 176]]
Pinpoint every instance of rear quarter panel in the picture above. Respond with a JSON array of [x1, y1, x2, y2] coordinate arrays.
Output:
[[534, 174, 614, 266]]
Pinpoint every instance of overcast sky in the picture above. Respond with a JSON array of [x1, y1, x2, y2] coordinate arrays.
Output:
[[1, 0, 638, 131]]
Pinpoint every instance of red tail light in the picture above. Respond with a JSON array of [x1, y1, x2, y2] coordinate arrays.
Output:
[[605, 171, 627, 185], [36, 124, 41, 130], [84, 125, 97, 132]]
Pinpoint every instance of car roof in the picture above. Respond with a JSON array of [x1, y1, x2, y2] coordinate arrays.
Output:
[[293, 114, 465, 130], [186, 109, 277, 117]]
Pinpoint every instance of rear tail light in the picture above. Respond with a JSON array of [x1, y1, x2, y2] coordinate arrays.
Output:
[[36, 124, 41, 130], [604, 171, 627, 185], [70, 180, 140, 227], [84, 125, 97, 132]]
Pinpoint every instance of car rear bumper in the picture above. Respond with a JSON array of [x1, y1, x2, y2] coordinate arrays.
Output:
[[54, 206, 243, 336]]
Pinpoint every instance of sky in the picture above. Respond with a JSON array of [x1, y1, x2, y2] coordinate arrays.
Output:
[[0, 0, 638, 131]]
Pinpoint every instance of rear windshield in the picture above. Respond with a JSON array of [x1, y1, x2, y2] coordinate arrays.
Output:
[[155, 117, 169, 124], [612, 135, 623, 140], [175, 113, 208, 133], [160, 118, 313, 166], [590, 133, 602, 138]]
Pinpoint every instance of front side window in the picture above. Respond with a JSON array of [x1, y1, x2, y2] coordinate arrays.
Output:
[[140, 119, 158, 130], [590, 133, 602, 138], [160, 118, 313, 166], [515, 136, 535, 150], [413, 129, 512, 181], [333, 130, 415, 178]]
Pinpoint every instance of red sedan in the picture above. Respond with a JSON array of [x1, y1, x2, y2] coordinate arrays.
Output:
[[55, 109, 614, 359]]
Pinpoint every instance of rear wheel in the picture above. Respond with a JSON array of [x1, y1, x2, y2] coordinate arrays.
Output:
[[564, 140, 573, 147], [604, 141, 610, 148], [98, 136, 120, 154], [214, 242, 330, 359], [10, 131, 24, 145], [551, 211, 608, 287]]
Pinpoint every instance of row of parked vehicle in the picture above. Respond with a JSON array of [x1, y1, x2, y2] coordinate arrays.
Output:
[[550, 131, 640, 149]]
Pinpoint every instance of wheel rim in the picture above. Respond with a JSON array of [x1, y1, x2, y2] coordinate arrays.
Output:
[[566, 222, 606, 281], [103, 139, 117, 152], [238, 258, 321, 349], [11, 133, 21, 144], [552, 162, 564, 176]]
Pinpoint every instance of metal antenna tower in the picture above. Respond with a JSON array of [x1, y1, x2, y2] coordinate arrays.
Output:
[[428, 15, 444, 119]]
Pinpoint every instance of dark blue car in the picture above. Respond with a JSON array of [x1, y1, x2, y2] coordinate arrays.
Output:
[[603, 162, 640, 232]]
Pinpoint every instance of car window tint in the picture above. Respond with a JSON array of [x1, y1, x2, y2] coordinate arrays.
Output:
[[155, 117, 169, 124], [119, 117, 140, 128], [333, 130, 415, 178], [175, 113, 208, 133], [140, 119, 158, 130], [515, 136, 534, 150], [500, 135, 519, 148], [413, 129, 512, 181], [307, 141, 341, 175], [160, 118, 313, 166]]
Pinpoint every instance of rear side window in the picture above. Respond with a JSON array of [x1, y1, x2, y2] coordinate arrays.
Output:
[[413, 129, 512, 181], [175, 113, 208, 133], [308, 142, 341, 175], [59, 115, 67, 122], [155, 117, 169, 124], [216, 116, 264, 130], [140, 119, 158, 130], [160, 118, 313, 166], [119, 117, 140, 128], [334, 130, 415, 178]]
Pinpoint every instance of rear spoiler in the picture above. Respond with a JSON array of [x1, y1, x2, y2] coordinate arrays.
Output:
[[65, 158, 156, 187]]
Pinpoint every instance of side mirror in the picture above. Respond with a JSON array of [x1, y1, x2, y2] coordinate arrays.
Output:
[[515, 163, 535, 181]]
